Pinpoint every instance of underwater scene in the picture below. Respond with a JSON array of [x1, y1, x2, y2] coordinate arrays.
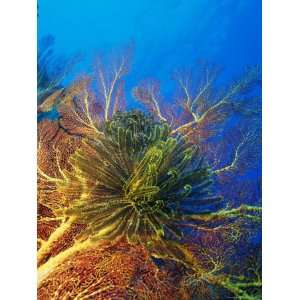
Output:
[[37, 1, 262, 299]]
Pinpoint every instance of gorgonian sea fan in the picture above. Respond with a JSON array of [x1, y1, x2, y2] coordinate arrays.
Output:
[[57, 111, 222, 244]]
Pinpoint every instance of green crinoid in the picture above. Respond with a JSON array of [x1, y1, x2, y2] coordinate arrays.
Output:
[[58, 110, 222, 244]]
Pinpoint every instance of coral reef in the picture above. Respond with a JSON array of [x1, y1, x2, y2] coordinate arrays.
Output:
[[37, 51, 261, 299], [38, 239, 183, 300]]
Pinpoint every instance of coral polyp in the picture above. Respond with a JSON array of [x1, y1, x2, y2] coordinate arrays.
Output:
[[57, 111, 221, 245]]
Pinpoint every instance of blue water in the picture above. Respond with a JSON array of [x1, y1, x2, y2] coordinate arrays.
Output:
[[38, 0, 261, 106], [37, 3, 262, 295], [37, 0, 262, 191], [38, 0, 262, 199]]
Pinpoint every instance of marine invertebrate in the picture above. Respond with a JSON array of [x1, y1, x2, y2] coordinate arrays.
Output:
[[37, 53, 262, 299], [94, 48, 131, 120], [181, 221, 262, 300], [57, 110, 221, 244], [38, 239, 182, 300], [133, 62, 261, 141], [38, 109, 260, 290]]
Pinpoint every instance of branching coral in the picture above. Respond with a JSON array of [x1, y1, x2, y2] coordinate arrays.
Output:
[[95, 49, 131, 121], [38, 110, 261, 296], [197, 231, 261, 298], [133, 62, 260, 142], [37, 53, 261, 299]]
